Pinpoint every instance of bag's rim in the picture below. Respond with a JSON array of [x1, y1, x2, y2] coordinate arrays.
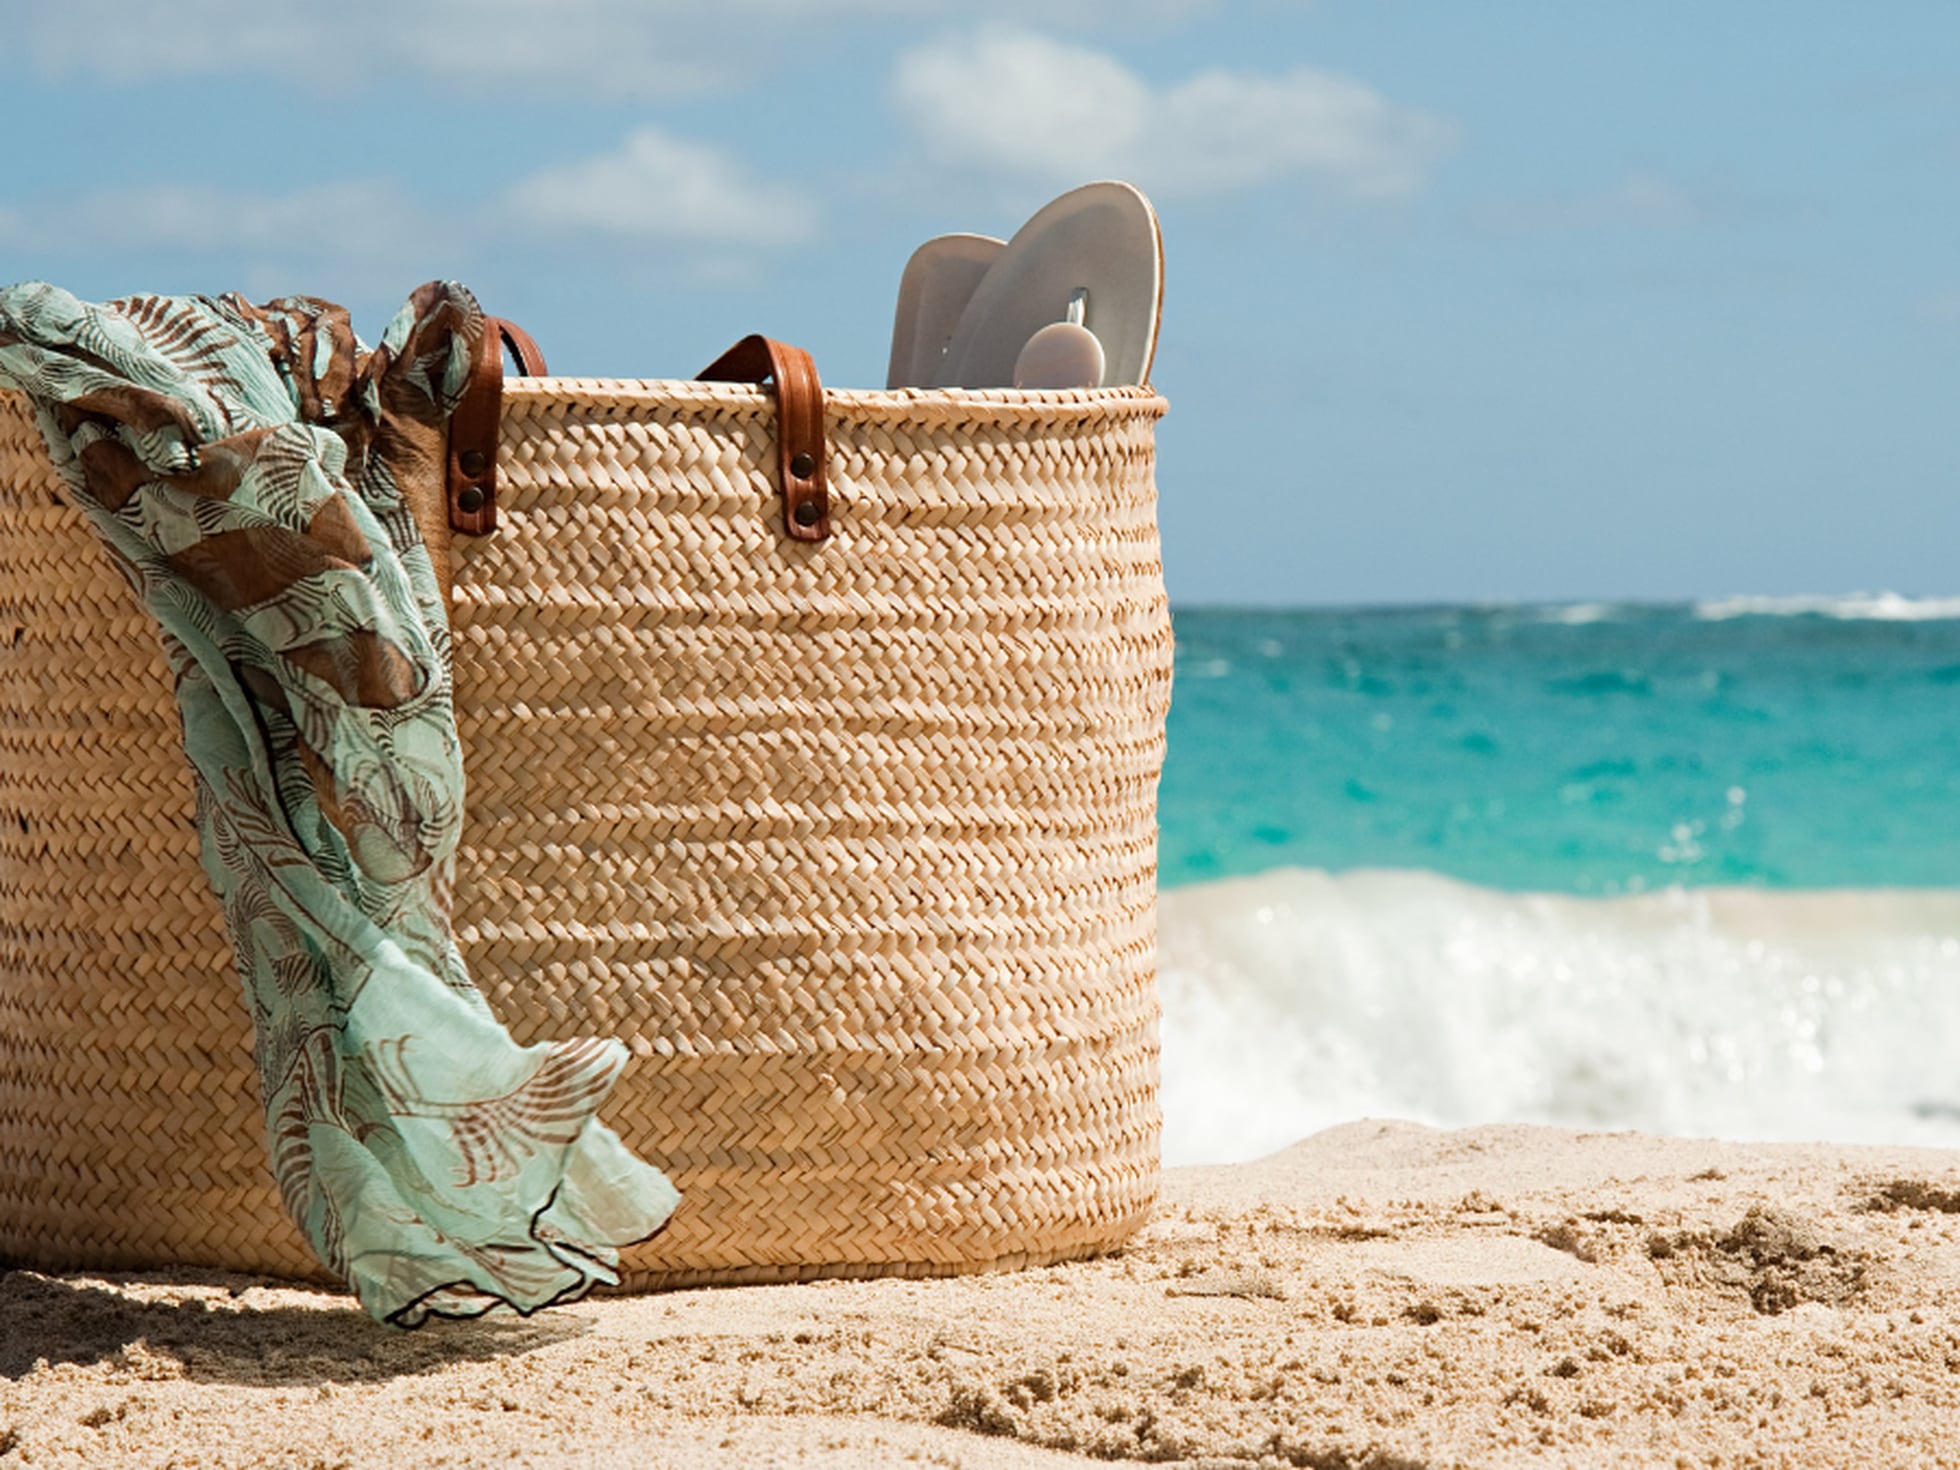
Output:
[[502, 378, 1168, 428], [1, 382, 1171, 431]]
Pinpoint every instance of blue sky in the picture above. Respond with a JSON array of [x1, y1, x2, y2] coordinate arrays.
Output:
[[4, 1, 1955, 606]]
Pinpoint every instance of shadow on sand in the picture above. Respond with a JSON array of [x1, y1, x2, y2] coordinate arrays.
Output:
[[0, 1267, 586, 1385]]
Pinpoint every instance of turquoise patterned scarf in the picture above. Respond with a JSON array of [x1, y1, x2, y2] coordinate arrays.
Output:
[[0, 281, 677, 1325]]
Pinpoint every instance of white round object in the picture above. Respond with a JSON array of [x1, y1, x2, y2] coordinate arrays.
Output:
[[1012, 321, 1106, 390]]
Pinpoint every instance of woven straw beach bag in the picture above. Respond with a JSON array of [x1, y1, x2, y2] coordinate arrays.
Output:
[[0, 329, 1172, 1289]]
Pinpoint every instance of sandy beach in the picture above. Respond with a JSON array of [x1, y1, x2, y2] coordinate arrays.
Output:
[[5, 1120, 1960, 1467]]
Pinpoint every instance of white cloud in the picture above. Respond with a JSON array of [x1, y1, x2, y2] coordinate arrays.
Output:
[[503, 128, 806, 244], [21, 0, 795, 95], [18, 0, 1219, 97], [891, 29, 1455, 200], [896, 32, 1151, 180], [0, 178, 463, 309], [0, 180, 426, 255], [0, 128, 809, 297]]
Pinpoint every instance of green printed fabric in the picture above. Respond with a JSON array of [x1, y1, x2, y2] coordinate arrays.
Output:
[[0, 281, 677, 1325]]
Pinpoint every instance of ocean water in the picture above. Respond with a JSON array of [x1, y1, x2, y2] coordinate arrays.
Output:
[[1156, 597, 1960, 1164]]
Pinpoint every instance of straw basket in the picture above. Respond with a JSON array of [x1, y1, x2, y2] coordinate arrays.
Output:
[[0, 350, 1172, 1289]]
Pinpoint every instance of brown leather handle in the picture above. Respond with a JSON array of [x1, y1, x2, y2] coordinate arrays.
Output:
[[447, 315, 547, 535], [494, 318, 548, 378], [697, 335, 831, 543]]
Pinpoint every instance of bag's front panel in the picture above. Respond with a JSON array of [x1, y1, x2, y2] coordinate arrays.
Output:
[[453, 383, 1172, 1285], [0, 377, 1173, 1289], [0, 392, 322, 1279]]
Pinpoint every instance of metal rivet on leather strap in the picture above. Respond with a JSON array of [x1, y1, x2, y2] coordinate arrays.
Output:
[[457, 487, 486, 514], [695, 334, 831, 543], [458, 449, 488, 477]]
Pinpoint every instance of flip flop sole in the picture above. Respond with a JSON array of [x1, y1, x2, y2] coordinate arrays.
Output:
[[886, 233, 1005, 389], [936, 181, 1162, 390]]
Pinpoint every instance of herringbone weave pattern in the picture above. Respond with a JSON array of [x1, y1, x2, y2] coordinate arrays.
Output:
[[0, 376, 1172, 1288]]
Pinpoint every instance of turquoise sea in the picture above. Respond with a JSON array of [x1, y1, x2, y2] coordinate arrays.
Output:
[[1153, 597, 1960, 1164], [1161, 598, 1960, 894]]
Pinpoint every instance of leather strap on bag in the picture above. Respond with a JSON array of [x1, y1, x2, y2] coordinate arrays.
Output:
[[698, 335, 831, 543], [447, 317, 548, 535]]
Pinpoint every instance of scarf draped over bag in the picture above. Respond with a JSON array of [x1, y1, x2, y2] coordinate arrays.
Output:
[[0, 281, 677, 1325]]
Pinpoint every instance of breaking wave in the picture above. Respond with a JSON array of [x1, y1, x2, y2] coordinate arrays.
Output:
[[1694, 592, 1960, 622], [1158, 868, 1960, 1165]]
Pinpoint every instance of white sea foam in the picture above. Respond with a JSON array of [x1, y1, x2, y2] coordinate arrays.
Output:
[[1538, 600, 1622, 625], [1157, 868, 1960, 1165], [1693, 591, 1960, 622]]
